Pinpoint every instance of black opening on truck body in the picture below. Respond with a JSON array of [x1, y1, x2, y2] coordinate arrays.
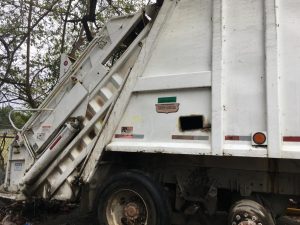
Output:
[[179, 115, 204, 131]]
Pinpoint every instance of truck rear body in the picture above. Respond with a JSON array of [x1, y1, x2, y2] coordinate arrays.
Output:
[[3, 0, 300, 224]]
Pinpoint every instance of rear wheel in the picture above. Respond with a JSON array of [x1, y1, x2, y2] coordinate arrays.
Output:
[[228, 199, 275, 225], [96, 171, 170, 225]]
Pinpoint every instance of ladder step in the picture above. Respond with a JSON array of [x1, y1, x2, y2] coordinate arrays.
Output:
[[82, 135, 92, 145], [99, 87, 113, 101], [105, 82, 118, 94], [75, 140, 87, 152], [85, 105, 95, 121], [111, 74, 123, 87], [58, 157, 73, 173], [70, 148, 81, 158], [93, 95, 105, 107], [57, 166, 63, 174], [49, 148, 88, 195], [47, 170, 61, 185], [88, 99, 102, 113], [68, 154, 75, 161], [94, 121, 103, 133]]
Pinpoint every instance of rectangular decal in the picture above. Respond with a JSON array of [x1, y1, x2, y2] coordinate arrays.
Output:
[[158, 96, 177, 104], [14, 162, 23, 171], [172, 135, 209, 141], [225, 135, 251, 141], [156, 103, 179, 113], [283, 136, 300, 142], [50, 135, 62, 150], [156, 96, 179, 113], [115, 126, 144, 139], [42, 125, 51, 132], [121, 126, 133, 135], [115, 134, 144, 139], [36, 132, 45, 141]]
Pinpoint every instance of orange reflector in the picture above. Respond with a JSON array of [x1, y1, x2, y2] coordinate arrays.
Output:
[[253, 132, 266, 145]]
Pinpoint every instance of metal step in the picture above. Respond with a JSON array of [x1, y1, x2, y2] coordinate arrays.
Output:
[[26, 73, 125, 196]]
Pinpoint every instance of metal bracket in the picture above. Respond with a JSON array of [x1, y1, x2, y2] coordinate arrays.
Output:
[[9, 108, 53, 132]]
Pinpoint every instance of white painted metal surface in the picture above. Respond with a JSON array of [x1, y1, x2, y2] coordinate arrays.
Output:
[[4, 0, 300, 201], [108, 0, 300, 160]]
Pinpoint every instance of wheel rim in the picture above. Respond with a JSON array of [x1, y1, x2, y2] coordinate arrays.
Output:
[[228, 200, 275, 225], [106, 189, 149, 225]]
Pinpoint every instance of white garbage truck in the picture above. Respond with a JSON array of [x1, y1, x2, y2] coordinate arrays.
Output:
[[3, 0, 300, 224]]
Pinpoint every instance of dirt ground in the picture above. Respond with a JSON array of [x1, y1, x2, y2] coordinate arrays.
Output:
[[33, 208, 93, 225], [0, 201, 94, 225], [1, 200, 300, 225]]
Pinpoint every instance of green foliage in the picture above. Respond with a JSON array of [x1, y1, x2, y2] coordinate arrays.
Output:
[[0, 0, 150, 108], [0, 106, 12, 130], [0, 105, 31, 129]]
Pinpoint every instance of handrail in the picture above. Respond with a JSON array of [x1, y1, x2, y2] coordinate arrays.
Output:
[[9, 108, 53, 132]]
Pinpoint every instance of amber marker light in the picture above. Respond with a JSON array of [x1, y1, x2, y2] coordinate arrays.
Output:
[[253, 132, 266, 145]]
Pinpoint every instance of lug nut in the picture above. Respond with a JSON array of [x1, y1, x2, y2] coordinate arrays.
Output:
[[252, 216, 257, 221], [244, 213, 248, 217], [236, 215, 241, 220]]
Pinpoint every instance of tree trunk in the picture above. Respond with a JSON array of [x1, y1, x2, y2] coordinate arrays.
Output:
[[60, 0, 73, 54], [25, 0, 36, 108]]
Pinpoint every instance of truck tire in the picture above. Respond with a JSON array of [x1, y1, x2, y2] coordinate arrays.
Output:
[[277, 216, 300, 225], [228, 199, 275, 225], [96, 170, 170, 225]]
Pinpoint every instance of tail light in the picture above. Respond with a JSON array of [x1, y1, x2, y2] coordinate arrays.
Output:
[[252, 132, 267, 145]]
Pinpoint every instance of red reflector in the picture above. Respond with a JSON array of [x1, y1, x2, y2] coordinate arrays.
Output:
[[283, 136, 300, 142], [225, 136, 240, 141], [115, 134, 133, 139], [253, 132, 266, 145], [50, 136, 62, 150]]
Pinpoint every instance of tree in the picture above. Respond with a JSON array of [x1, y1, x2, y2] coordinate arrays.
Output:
[[0, 105, 30, 130], [0, 0, 66, 107], [0, 0, 149, 108]]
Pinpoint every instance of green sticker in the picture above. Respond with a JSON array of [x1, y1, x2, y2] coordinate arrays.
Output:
[[158, 96, 177, 104]]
